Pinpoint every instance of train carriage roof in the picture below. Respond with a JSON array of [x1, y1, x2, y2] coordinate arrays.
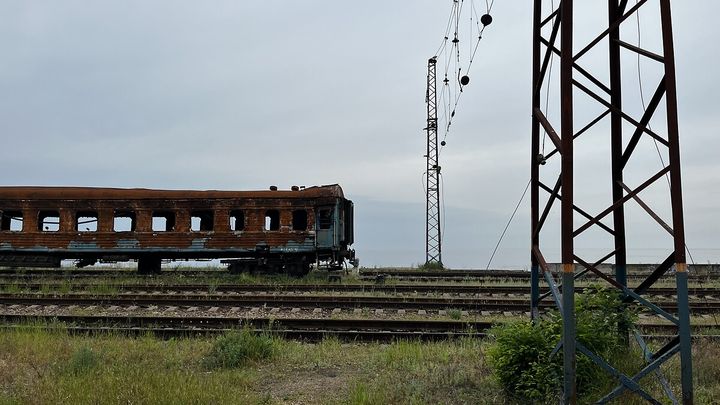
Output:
[[0, 184, 344, 200]]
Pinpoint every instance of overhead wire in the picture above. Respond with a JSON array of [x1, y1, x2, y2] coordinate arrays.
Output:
[[635, 4, 711, 332], [487, 0, 550, 269], [634, 2, 671, 192], [440, 173, 447, 245], [436, 0, 495, 151], [486, 179, 531, 270], [433, 5, 456, 58], [425, 0, 495, 265], [634, 2, 696, 266], [485, 1, 698, 271]]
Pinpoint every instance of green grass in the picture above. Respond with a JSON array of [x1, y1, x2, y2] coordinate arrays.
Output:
[[203, 328, 277, 369], [0, 328, 259, 404], [447, 308, 463, 320], [0, 325, 718, 404], [86, 282, 119, 296], [67, 345, 101, 375], [1, 283, 22, 294], [417, 262, 445, 271]]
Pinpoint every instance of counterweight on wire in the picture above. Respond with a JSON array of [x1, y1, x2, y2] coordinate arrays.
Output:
[[422, 0, 494, 268]]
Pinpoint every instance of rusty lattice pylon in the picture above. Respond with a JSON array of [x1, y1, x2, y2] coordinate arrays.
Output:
[[530, 1, 693, 403]]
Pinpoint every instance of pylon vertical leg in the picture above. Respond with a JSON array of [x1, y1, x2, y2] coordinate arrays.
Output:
[[560, 0, 576, 401], [562, 271, 576, 404], [659, 0, 693, 401], [608, 0, 627, 290], [531, 265, 540, 321], [676, 269, 693, 403], [530, 0, 542, 322], [530, 0, 691, 402], [608, 0, 630, 348]]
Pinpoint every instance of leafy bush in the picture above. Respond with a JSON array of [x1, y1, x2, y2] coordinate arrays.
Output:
[[419, 261, 444, 270], [486, 286, 637, 402], [68, 346, 101, 375], [485, 320, 559, 401], [204, 328, 276, 369]]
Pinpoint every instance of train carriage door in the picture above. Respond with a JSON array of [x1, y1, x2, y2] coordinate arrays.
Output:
[[316, 206, 334, 248]]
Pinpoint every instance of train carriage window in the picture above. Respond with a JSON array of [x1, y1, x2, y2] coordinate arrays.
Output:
[[152, 211, 176, 232], [113, 210, 136, 232], [229, 210, 244, 231], [292, 210, 308, 231], [318, 209, 333, 230], [38, 210, 60, 232], [191, 210, 214, 231], [76, 211, 98, 232], [1, 210, 23, 231], [264, 210, 280, 231]]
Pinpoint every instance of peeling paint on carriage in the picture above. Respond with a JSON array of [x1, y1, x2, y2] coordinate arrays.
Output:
[[67, 241, 99, 250], [190, 239, 208, 249], [0, 185, 355, 274], [116, 240, 140, 249]]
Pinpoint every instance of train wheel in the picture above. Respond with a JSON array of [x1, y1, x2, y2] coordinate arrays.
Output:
[[228, 263, 242, 274], [286, 261, 310, 277], [246, 262, 257, 274], [138, 257, 162, 274]]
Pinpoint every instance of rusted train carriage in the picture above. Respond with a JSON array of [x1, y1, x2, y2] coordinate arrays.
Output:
[[0, 184, 355, 275]]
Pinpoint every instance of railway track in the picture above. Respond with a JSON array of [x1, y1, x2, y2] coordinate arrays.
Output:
[[1, 282, 719, 297], [0, 313, 716, 342], [0, 268, 717, 282], [1, 271, 717, 343], [359, 269, 719, 282], [1, 292, 719, 314]]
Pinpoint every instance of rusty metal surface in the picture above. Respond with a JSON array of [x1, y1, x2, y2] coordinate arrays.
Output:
[[0, 185, 349, 260], [0, 184, 344, 200], [530, 1, 693, 402]]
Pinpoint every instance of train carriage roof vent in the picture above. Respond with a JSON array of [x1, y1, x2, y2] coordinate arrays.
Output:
[[291, 185, 300, 191], [269, 185, 278, 191]]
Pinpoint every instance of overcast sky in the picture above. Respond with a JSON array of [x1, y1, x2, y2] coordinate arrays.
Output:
[[1, 1, 718, 268]]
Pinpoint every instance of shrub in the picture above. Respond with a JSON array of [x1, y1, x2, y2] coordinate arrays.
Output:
[[68, 346, 101, 375], [447, 309, 462, 320], [486, 286, 637, 402], [486, 320, 559, 401], [203, 328, 276, 369], [419, 262, 444, 270]]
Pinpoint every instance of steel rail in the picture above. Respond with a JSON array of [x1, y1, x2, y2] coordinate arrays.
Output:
[[1, 293, 719, 313], [0, 282, 717, 297], [0, 293, 549, 311], [0, 314, 716, 342], [0, 268, 716, 281]]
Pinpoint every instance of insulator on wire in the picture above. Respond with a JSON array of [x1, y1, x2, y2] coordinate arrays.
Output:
[[481, 14, 493, 26]]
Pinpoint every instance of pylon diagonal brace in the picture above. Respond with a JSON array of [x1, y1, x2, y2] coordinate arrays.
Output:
[[530, 0, 693, 403], [576, 343, 661, 404]]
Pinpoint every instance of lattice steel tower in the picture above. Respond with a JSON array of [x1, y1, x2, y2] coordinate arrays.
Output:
[[531, 0, 693, 403], [425, 57, 442, 266]]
